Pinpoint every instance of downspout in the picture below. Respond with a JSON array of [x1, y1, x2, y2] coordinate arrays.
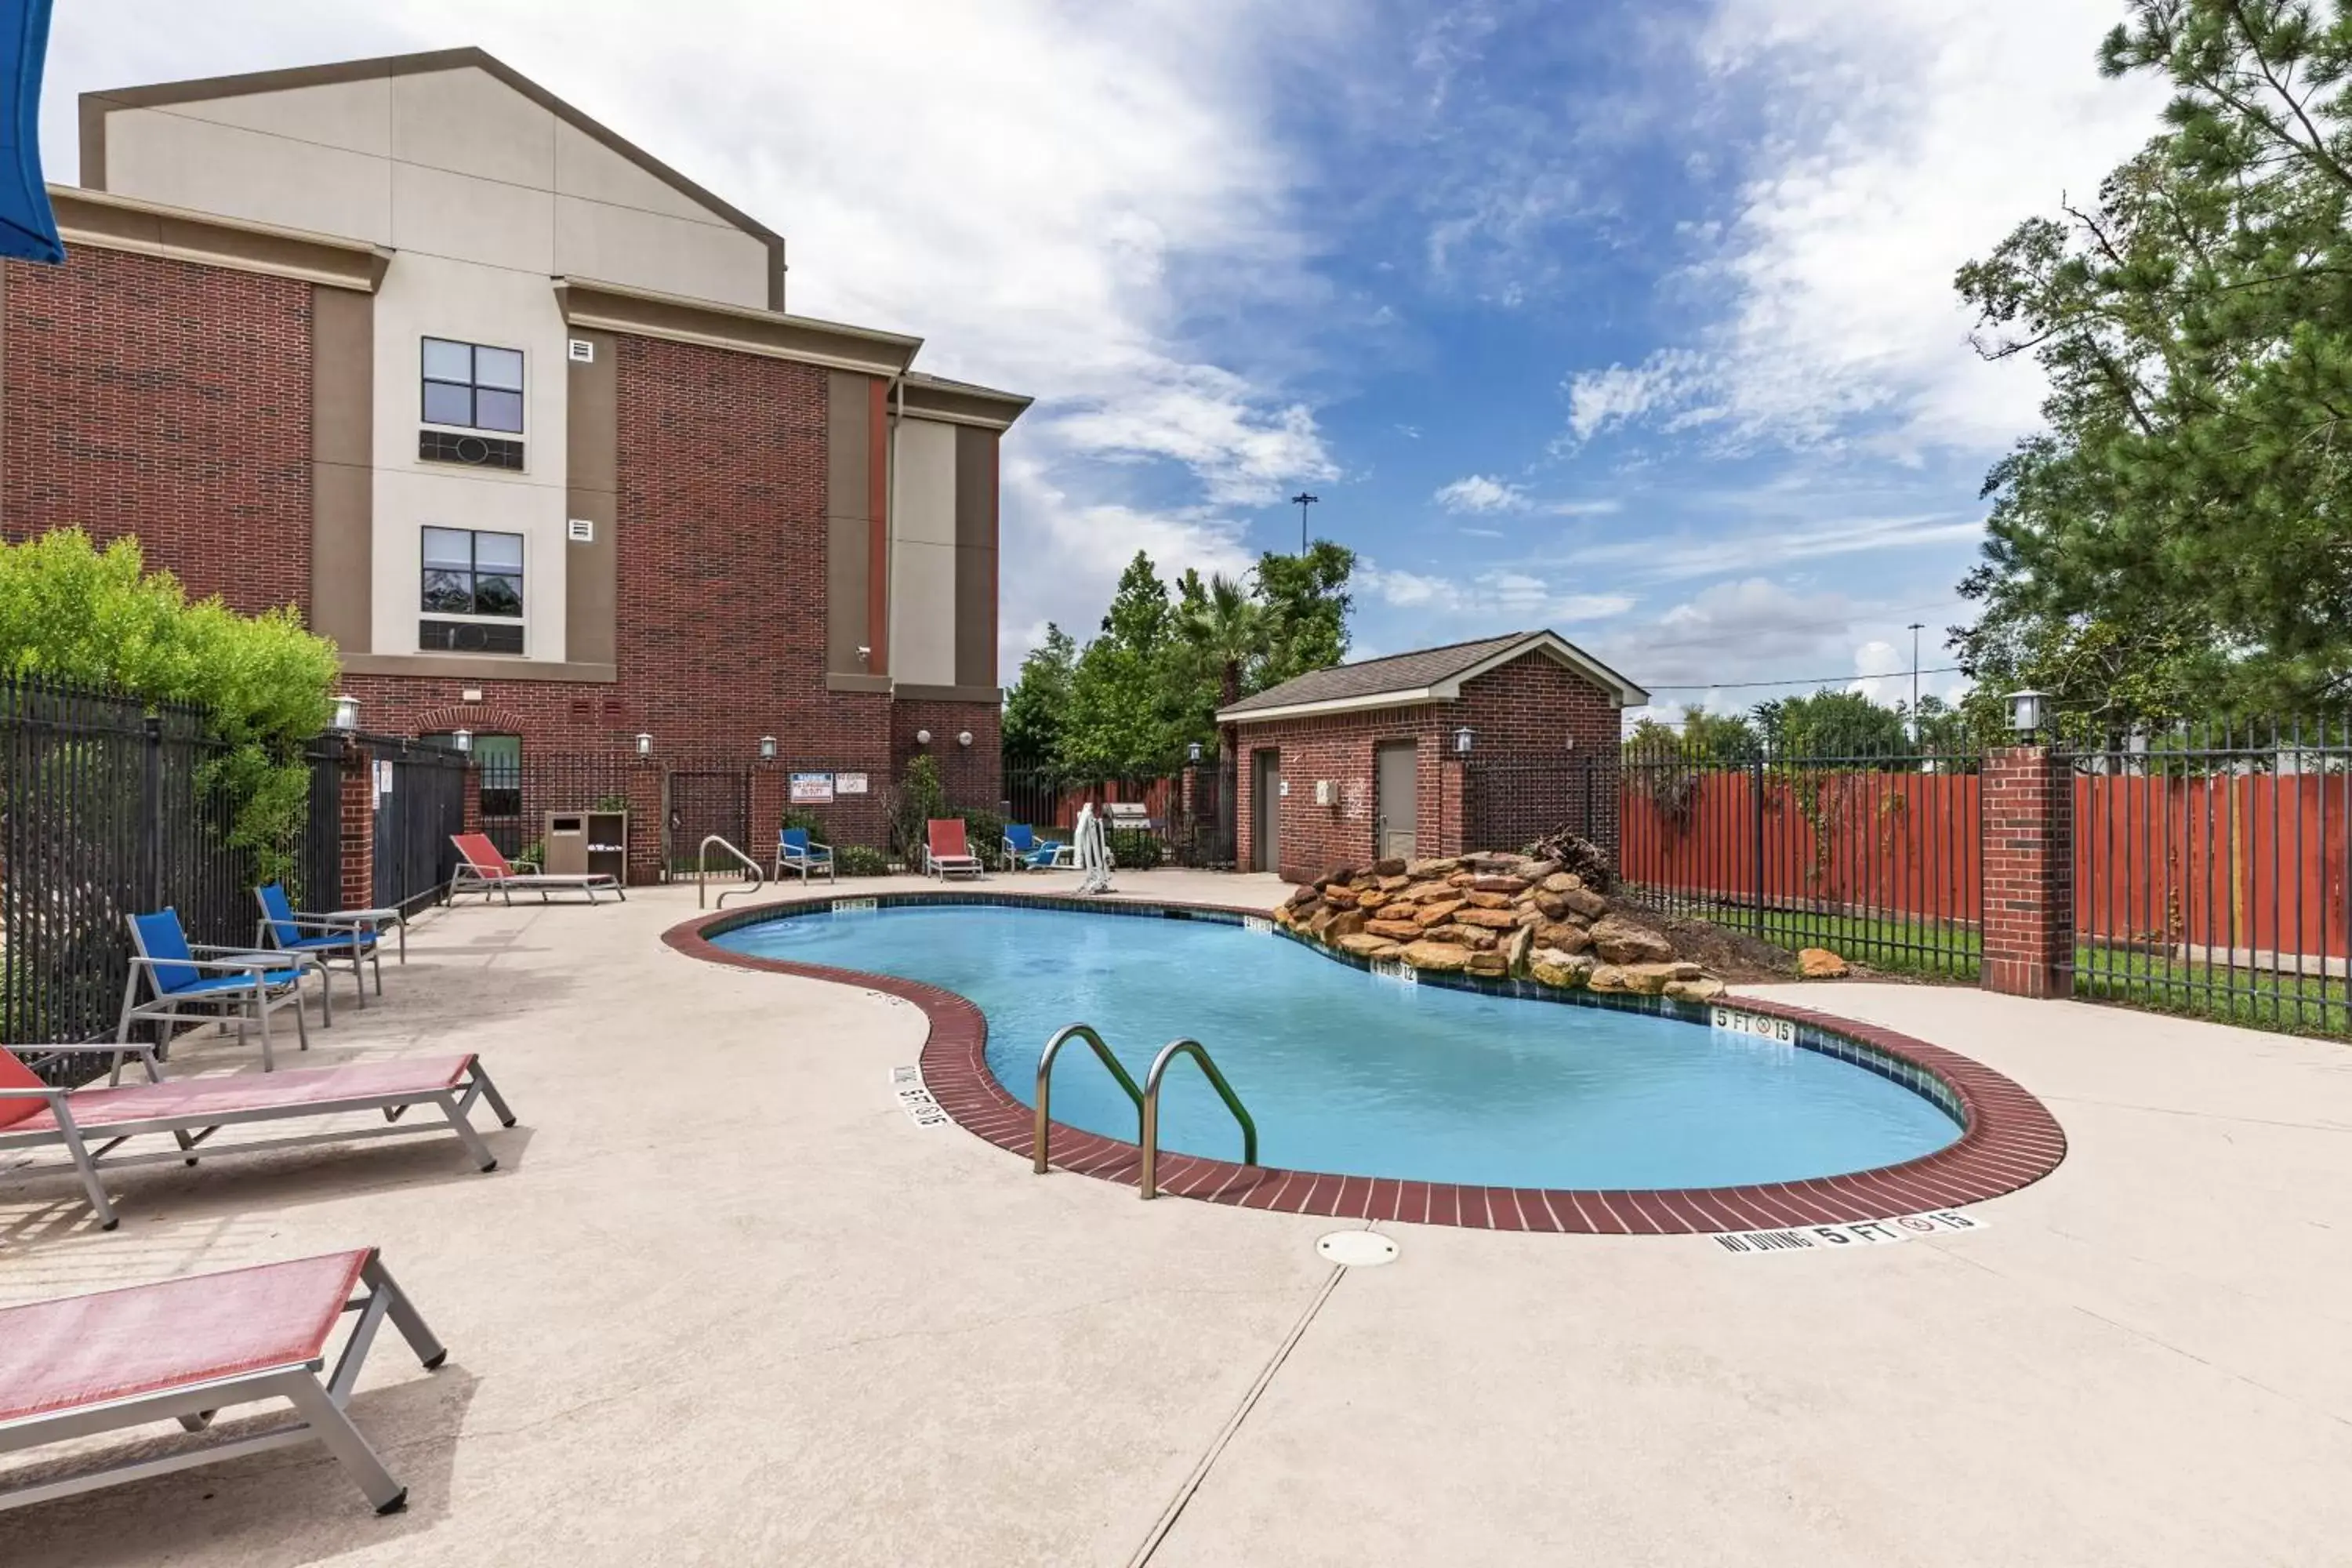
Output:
[[886, 372, 903, 683]]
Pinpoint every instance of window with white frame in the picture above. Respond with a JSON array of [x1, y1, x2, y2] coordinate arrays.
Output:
[[421, 338, 525, 433]]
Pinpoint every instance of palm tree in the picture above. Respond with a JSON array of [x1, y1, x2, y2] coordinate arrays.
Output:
[[1178, 572, 1265, 756]]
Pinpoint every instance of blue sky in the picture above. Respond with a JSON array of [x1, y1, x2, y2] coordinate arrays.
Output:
[[44, 0, 2172, 720]]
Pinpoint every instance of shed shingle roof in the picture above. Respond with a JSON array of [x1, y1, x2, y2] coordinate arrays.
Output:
[[1217, 630, 1646, 721]]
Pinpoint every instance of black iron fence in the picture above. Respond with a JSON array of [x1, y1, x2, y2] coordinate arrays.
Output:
[[1462, 751, 1620, 864], [0, 677, 267, 1058], [1000, 763, 1236, 869], [368, 738, 470, 912], [1616, 730, 1987, 978], [2072, 718, 2352, 1035], [478, 751, 637, 864]]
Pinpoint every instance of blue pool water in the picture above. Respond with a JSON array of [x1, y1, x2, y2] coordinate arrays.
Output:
[[714, 904, 1961, 1189]]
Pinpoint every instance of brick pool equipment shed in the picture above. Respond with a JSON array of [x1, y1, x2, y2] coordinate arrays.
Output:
[[1218, 630, 1647, 882]]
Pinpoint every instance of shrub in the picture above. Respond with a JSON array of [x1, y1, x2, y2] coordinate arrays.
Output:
[[0, 530, 336, 877], [513, 837, 546, 869], [884, 754, 949, 862], [1109, 828, 1163, 869], [834, 844, 890, 877], [779, 808, 826, 842], [956, 807, 1007, 864]]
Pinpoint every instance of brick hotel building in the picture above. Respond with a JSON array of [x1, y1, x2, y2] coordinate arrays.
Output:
[[0, 47, 1026, 850]]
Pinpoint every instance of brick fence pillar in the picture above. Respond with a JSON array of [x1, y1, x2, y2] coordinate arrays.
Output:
[[1980, 746, 2074, 999], [750, 761, 786, 852], [336, 741, 376, 912], [626, 762, 666, 886]]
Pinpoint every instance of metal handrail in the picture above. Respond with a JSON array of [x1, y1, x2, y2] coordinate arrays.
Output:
[[1139, 1038, 1258, 1200], [697, 834, 767, 909], [1033, 1023, 1144, 1174]]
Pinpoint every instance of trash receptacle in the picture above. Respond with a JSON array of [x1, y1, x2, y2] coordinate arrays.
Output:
[[543, 812, 589, 876]]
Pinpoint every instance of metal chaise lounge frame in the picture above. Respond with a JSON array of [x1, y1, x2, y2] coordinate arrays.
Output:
[[448, 831, 624, 905], [0, 1042, 515, 1230], [924, 818, 985, 880], [0, 1247, 446, 1515]]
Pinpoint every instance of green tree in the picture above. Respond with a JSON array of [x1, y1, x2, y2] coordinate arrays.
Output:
[[1175, 568, 1265, 757], [1954, 0, 2352, 717], [1059, 552, 1184, 780], [1251, 540, 1355, 690], [0, 529, 338, 872], [1752, 691, 1910, 759], [1001, 623, 1076, 768]]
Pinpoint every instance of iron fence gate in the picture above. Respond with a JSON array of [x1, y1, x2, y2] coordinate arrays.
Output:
[[2072, 718, 2352, 1034], [666, 768, 751, 873], [1617, 730, 1985, 978], [370, 739, 470, 912]]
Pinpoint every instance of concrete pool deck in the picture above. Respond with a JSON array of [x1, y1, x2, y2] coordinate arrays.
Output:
[[2, 871, 2347, 1566]]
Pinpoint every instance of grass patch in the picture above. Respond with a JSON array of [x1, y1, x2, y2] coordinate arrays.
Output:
[[1649, 895, 2351, 1038]]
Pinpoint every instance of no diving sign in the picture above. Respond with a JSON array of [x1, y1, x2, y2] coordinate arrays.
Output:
[[1714, 1209, 1986, 1254]]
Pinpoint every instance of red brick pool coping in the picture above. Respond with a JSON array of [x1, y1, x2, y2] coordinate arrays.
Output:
[[663, 891, 2067, 1234]]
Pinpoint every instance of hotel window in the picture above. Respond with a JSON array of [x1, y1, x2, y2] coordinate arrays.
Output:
[[419, 528, 524, 655], [421, 338, 524, 433]]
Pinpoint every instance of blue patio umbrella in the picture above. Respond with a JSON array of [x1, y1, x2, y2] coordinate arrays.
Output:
[[0, 0, 60, 265]]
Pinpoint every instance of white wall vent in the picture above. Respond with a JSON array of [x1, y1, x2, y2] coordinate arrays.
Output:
[[567, 518, 595, 544], [568, 338, 595, 363]]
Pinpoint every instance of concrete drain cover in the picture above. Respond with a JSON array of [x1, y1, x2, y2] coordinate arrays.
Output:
[[1316, 1230, 1399, 1268]]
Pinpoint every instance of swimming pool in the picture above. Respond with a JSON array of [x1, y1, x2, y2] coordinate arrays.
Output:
[[710, 901, 1965, 1191]]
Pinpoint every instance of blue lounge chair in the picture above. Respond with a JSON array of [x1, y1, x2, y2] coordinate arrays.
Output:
[[120, 909, 319, 1071], [1002, 823, 1072, 871], [255, 883, 385, 1010], [773, 827, 835, 883]]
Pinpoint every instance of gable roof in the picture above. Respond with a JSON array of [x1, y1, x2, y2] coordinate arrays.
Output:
[[78, 46, 786, 310], [1217, 630, 1647, 724]]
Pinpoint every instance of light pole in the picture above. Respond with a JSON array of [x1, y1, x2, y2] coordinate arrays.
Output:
[[1290, 492, 1319, 553], [1907, 622, 1924, 744]]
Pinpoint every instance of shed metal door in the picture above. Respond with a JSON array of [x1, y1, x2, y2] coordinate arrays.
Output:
[[1252, 749, 1280, 873], [1374, 741, 1417, 862]]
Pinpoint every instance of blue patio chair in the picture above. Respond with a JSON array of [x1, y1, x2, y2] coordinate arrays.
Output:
[[120, 909, 319, 1072], [254, 882, 386, 1010], [1002, 823, 1072, 871], [774, 826, 835, 883]]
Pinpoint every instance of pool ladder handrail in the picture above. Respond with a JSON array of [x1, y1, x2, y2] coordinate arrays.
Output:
[[697, 834, 767, 909], [1139, 1038, 1258, 1200], [1033, 1024, 1144, 1174]]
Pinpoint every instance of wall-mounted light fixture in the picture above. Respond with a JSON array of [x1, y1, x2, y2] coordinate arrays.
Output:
[[2006, 690, 2046, 742], [956, 730, 973, 748], [760, 735, 778, 760], [856, 645, 871, 666], [452, 728, 473, 753], [915, 728, 932, 746], [1187, 740, 1203, 764], [636, 732, 654, 757], [330, 695, 359, 733], [1454, 726, 1475, 755]]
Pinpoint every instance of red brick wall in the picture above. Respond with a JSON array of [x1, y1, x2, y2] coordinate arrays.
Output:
[[2, 249, 314, 613], [1230, 650, 1624, 882], [891, 699, 1004, 808], [1981, 746, 2074, 998]]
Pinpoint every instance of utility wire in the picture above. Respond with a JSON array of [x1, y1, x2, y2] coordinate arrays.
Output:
[[1642, 664, 1966, 693]]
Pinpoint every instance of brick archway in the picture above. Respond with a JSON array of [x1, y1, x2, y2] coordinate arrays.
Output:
[[409, 705, 532, 738]]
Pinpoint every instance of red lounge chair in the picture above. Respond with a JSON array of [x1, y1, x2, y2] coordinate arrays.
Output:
[[923, 818, 983, 880], [0, 1044, 515, 1229], [448, 831, 624, 905], [0, 1249, 445, 1515]]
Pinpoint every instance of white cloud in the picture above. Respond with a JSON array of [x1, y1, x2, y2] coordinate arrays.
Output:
[[42, 0, 1349, 667], [1564, 0, 2170, 457], [1433, 474, 1530, 514], [1571, 510, 1982, 581], [1363, 564, 1632, 627]]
